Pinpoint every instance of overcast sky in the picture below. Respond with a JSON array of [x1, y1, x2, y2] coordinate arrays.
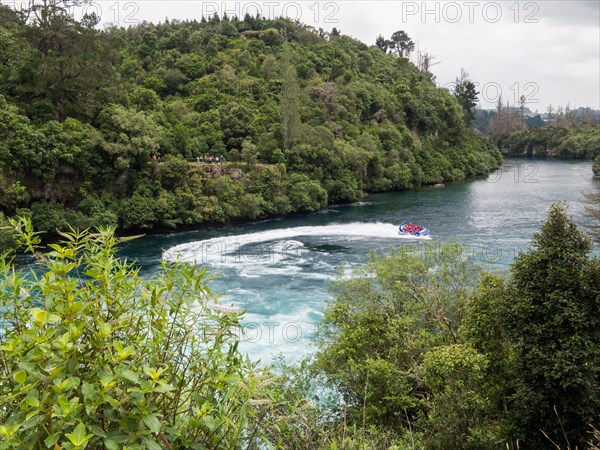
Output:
[[86, 0, 600, 110]]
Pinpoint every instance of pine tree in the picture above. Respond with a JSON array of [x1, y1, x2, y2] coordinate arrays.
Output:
[[453, 69, 479, 125], [503, 203, 600, 448]]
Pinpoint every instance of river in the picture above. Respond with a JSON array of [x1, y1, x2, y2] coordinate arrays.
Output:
[[119, 159, 599, 364]]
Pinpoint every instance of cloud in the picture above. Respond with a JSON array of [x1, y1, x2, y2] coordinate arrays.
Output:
[[89, 0, 599, 109], [537, 0, 600, 27], [332, 1, 599, 109]]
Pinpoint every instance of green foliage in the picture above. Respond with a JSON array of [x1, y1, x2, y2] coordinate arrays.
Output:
[[309, 205, 599, 448], [238, 193, 264, 219], [130, 87, 161, 112], [0, 12, 501, 235], [287, 173, 328, 212], [497, 124, 600, 159], [0, 181, 30, 212], [0, 95, 41, 172], [4, 1, 116, 120], [281, 42, 301, 151], [0, 219, 275, 449], [241, 139, 259, 169], [375, 35, 389, 53], [258, 357, 424, 449], [28, 201, 68, 234], [453, 73, 479, 125], [315, 243, 502, 448], [421, 344, 499, 449], [98, 104, 163, 170], [0, 212, 17, 253], [501, 203, 600, 448], [593, 154, 600, 177]]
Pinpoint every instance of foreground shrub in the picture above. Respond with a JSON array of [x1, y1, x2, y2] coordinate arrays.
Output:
[[0, 220, 273, 449], [501, 203, 600, 448], [314, 243, 504, 448]]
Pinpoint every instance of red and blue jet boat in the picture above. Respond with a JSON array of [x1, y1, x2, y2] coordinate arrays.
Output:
[[398, 221, 430, 237]]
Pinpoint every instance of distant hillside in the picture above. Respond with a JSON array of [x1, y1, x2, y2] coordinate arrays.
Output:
[[496, 125, 600, 159], [0, 5, 501, 241]]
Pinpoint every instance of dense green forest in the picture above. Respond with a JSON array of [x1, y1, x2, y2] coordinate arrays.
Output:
[[496, 125, 600, 160], [0, 3, 501, 244], [481, 100, 600, 161], [1, 205, 598, 449]]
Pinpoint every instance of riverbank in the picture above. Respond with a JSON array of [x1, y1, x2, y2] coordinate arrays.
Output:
[[1, 147, 503, 252]]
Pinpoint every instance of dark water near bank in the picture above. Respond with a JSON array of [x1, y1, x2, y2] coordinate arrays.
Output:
[[118, 159, 599, 363]]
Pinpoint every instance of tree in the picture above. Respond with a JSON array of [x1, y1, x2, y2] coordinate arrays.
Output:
[[315, 243, 498, 445], [488, 95, 522, 138], [0, 14, 503, 235], [583, 167, 599, 242], [241, 138, 258, 169], [417, 51, 439, 81], [389, 30, 415, 58], [287, 173, 327, 212], [564, 102, 577, 127], [546, 104, 555, 122], [375, 34, 389, 53], [0, 220, 276, 448], [502, 203, 600, 448], [97, 104, 163, 170], [583, 189, 600, 242], [280, 42, 301, 151], [453, 69, 479, 125], [519, 94, 527, 126], [17, 0, 116, 120]]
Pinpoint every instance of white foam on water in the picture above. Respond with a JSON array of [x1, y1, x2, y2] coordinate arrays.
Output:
[[162, 222, 430, 362], [355, 201, 376, 206], [237, 307, 324, 364], [239, 264, 309, 278], [313, 208, 340, 214], [163, 222, 430, 264]]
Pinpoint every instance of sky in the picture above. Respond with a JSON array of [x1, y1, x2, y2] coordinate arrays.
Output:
[[70, 0, 600, 110]]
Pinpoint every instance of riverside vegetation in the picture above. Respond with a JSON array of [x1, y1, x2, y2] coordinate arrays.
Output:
[[495, 125, 600, 162], [0, 2, 501, 250], [0, 205, 598, 449], [481, 98, 600, 164]]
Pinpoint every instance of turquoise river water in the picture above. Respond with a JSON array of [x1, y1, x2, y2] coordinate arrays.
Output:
[[118, 159, 599, 364]]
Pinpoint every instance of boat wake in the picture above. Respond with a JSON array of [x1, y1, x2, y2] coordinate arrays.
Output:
[[163, 222, 431, 264]]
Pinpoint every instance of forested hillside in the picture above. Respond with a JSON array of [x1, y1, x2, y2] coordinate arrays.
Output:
[[496, 124, 600, 160], [0, 3, 501, 240]]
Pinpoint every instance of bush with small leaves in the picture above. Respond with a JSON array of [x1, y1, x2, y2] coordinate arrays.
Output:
[[0, 219, 276, 449]]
